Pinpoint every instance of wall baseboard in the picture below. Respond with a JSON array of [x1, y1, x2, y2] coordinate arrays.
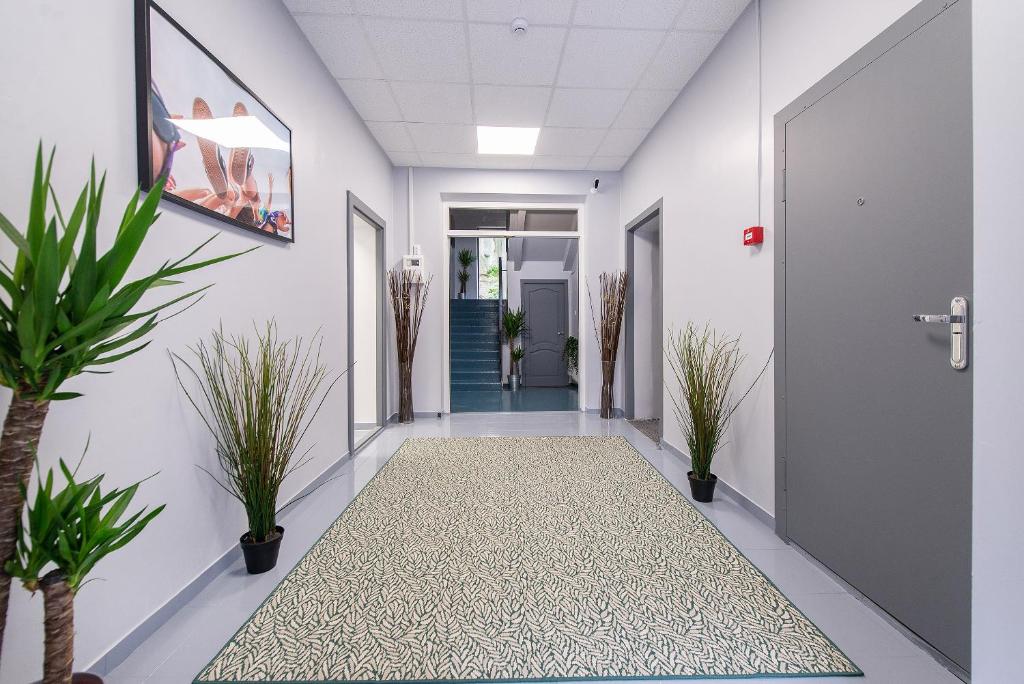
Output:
[[584, 407, 625, 418], [88, 446, 354, 676], [658, 440, 775, 529]]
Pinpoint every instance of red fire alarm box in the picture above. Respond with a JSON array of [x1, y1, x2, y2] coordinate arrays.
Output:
[[743, 226, 764, 246]]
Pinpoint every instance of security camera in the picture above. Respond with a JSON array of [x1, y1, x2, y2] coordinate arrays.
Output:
[[590, 178, 600, 194]]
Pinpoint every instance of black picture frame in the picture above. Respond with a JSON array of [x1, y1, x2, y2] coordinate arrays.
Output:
[[134, 0, 295, 243]]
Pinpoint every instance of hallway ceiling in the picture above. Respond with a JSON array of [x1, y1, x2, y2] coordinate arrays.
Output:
[[285, 0, 747, 170]]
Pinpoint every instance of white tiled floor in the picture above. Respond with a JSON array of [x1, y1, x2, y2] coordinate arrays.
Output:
[[103, 413, 961, 683]]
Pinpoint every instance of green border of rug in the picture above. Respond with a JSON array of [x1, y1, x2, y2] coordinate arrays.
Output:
[[194, 436, 863, 683]]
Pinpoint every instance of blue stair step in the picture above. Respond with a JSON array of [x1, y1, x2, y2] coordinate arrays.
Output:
[[449, 300, 503, 393], [452, 370, 501, 383], [450, 381, 503, 391]]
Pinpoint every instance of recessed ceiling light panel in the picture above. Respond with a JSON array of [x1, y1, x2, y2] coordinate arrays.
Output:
[[477, 126, 539, 155]]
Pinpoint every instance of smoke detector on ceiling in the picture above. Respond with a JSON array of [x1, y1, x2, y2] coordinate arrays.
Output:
[[511, 18, 528, 35]]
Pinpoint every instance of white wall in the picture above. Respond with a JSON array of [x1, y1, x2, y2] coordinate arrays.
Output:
[[0, 1, 394, 681], [397, 168, 621, 414], [971, 1, 1024, 681], [352, 213, 379, 425], [621, 0, 918, 515]]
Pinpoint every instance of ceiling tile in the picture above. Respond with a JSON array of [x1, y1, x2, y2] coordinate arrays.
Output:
[[366, 122, 416, 151], [639, 30, 720, 89], [613, 89, 677, 128], [476, 155, 535, 169], [473, 85, 551, 126], [545, 88, 628, 128], [391, 82, 473, 123], [535, 127, 605, 157], [419, 153, 479, 167], [556, 28, 661, 88], [676, 0, 749, 32], [362, 18, 470, 82], [408, 123, 478, 153], [531, 155, 591, 170], [387, 151, 422, 166], [466, 0, 574, 25], [572, 0, 687, 30], [293, 14, 383, 79], [352, 0, 463, 20], [596, 128, 649, 156], [588, 156, 629, 171], [285, 0, 354, 14], [337, 79, 402, 121], [469, 24, 567, 86]]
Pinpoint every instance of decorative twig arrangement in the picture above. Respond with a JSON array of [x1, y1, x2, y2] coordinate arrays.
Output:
[[587, 271, 629, 418], [388, 267, 432, 422]]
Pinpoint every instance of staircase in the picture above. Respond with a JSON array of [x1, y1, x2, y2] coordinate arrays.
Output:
[[450, 299, 502, 392]]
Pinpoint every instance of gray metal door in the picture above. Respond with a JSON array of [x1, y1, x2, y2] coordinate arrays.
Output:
[[779, 0, 971, 672], [521, 280, 568, 387]]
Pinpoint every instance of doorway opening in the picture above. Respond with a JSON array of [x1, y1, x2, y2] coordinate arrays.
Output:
[[446, 207, 581, 413], [625, 201, 663, 443], [346, 192, 386, 454]]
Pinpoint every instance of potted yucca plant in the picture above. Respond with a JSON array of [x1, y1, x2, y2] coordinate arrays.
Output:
[[172, 323, 340, 574], [6, 456, 164, 684], [502, 307, 526, 391], [456, 248, 475, 299], [666, 323, 744, 502], [0, 145, 249, 654]]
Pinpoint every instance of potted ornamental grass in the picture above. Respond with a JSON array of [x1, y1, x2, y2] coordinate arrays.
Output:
[[7, 456, 163, 684], [172, 323, 340, 574], [666, 323, 744, 503], [502, 307, 526, 391]]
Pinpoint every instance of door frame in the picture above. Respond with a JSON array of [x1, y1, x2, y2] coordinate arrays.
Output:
[[624, 199, 663, 432], [519, 278, 570, 387], [773, 0, 963, 541], [441, 201, 585, 413], [346, 191, 387, 456]]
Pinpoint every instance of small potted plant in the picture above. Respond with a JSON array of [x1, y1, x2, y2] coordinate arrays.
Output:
[[456, 248, 475, 299], [502, 307, 526, 391], [172, 323, 340, 574], [563, 335, 579, 384], [510, 346, 525, 390], [666, 323, 744, 503], [7, 456, 164, 684]]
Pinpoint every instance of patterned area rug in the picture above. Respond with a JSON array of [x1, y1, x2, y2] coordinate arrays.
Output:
[[196, 436, 860, 683]]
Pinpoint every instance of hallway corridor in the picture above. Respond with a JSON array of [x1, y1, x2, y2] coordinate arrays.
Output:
[[101, 414, 957, 684]]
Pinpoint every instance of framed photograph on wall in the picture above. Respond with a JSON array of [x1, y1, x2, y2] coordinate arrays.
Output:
[[134, 0, 294, 242]]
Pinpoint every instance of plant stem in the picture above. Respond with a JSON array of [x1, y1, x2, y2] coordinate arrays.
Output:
[[0, 392, 50, 663], [40, 571, 74, 684]]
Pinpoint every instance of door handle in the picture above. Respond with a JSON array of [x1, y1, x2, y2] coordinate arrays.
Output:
[[912, 296, 968, 370]]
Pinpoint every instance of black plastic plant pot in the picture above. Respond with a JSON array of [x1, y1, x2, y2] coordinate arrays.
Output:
[[687, 471, 718, 503], [240, 525, 284, 574]]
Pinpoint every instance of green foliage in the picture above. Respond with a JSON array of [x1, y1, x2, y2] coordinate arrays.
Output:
[[666, 323, 744, 480], [5, 455, 164, 592], [563, 335, 578, 372], [456, 248, 476, 269], [502, 307, 526, 341], [0, 144, 254, 401], [457, 270, 470, 285], [172, 323, 341, 542], [510, 345, 524, 363]]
